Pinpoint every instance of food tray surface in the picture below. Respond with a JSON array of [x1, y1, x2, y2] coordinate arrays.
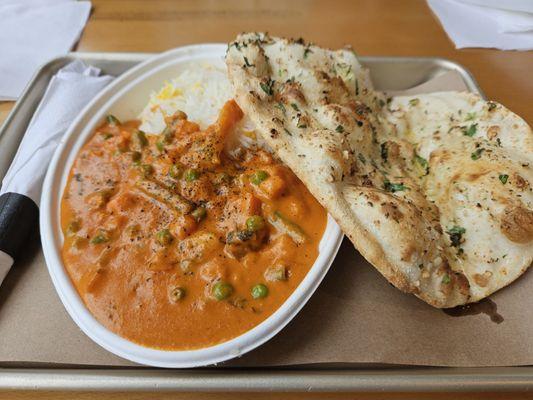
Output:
[[1, 51, 531, 392]]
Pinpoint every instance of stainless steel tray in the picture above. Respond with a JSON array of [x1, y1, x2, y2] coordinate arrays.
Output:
[[1, 52, 531, 392]]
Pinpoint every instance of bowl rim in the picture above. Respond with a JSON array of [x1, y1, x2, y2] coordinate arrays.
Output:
[[40, 43, 344, 368]]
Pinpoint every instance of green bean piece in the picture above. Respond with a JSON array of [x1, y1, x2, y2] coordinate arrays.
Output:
[[169, 286, 186, 302], [246, 215, 265, 232], [141, 164, 154, 178], [267, 211, 307, 244], [250, 170, 269, 185], [156, 229, 173, 246], [169, 164, 183, 179], [134, 130, 148, 147], [90, 231, 109, 244], [106, 115, 120, 125], [162, 126, 174, 143], [66, 220, 81, 236], [251, 284, 269, 299], [212, 282, 233, 300], [191, 206, 207, 222], [100, 132, 113, 140], [184, 168, 200, 182], [131, 151, 142, 164], [155, 140, 165, 152]]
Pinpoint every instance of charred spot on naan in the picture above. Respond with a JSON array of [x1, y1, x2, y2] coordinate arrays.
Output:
[[500, 206, 533, 244]]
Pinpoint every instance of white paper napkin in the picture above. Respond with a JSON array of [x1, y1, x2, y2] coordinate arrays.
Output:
[[428, 0, 533, 50], [457, 0, 533, 14], [0, 0, 92, 100], [456, 0, 533, 33], [0, 60, 114, 204]]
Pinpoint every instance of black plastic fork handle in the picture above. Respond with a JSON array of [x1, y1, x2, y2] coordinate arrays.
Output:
[[0, 192, 39, 267]]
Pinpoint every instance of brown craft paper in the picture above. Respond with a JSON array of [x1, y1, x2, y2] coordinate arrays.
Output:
[[1, 71, 531, 368]]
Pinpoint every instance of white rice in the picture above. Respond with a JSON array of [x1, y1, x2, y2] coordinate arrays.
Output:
[[138, 63, 255, 135]]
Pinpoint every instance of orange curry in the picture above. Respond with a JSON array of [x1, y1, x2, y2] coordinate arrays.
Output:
[[60, 100, 327, 350]]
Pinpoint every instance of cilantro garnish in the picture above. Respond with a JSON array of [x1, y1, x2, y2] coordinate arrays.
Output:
[[471, 148, 485, 160], [414, 154, 429, 175], [259, 78, 274, 96], [499, 174, 509, 184], [446, 226, 466, 247], [463, 123, 477, 137], [383, 180, 407, 193]]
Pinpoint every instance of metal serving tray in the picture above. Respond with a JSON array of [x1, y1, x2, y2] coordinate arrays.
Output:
[[0, 52, 531, 392]]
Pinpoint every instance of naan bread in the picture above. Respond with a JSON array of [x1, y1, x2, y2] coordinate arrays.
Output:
[[226, 33, 533, 307]]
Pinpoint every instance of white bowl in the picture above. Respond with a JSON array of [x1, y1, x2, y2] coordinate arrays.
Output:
[[40, 44, 343, 368]]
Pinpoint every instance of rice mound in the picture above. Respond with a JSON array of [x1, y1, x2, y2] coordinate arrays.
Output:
[[139, 63, 254, 135]]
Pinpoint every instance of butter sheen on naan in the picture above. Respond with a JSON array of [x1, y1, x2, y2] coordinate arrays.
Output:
[[226, 33, 533, 307]]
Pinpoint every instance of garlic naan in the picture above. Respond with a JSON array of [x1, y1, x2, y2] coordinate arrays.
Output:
[[226, 33, 533, 307]]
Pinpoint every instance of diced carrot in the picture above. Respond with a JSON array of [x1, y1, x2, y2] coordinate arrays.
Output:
[[116, 132, 130, 152], [242, 192, 262, 216], [120, 130, 132, 140], [217, 100, 244, 134]]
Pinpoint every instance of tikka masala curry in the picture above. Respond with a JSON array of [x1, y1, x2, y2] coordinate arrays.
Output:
[[60, 100, 327, 350]]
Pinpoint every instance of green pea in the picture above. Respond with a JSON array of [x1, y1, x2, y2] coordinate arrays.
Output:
[[141, 164, 154, 178], [250, 170, 269, 185], [184, 168, 200, 182], [134, 130, 148, 147], [246, 215, 265, 232], [156, 229, 173, 246], [155, 140, 165, 152], [90, 231, 108, 244], [251, 284, 269, 299], [106, 115, 120, 125], [212, 282, 233, 300], [191, 206, 207, 222], [169, 286, 186, 302], [169, 164, 183, 179]]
